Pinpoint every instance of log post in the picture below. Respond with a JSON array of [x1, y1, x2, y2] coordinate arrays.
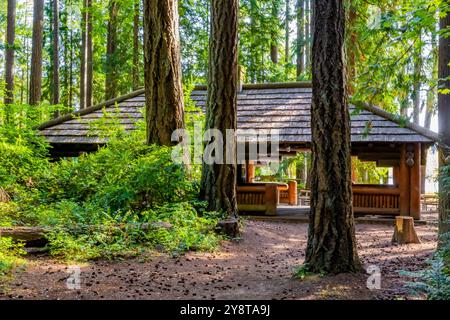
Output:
[[392, 216, 421, 245], [246, 161, 256, 183], [409, 143, 422, 220], [393, 166, 400, 186], [351, 157, 358, 183], [399, 144, 411, 216], [288, 180, 298, 206], [265, 183, 279, 216]]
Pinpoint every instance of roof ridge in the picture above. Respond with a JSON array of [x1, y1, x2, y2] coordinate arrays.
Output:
[[36, 88, 145, 130], [352, 100, 440, 143], [194, 81, 312, 91]]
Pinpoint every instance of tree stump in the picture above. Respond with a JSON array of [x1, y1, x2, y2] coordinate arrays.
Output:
[[216, 218, 240, 238], [392, 216, 421, 245]]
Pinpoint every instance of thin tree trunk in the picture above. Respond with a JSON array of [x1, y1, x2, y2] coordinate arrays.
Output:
[[62, 1, 69, 107], [85, 0, 93, 107], [143, 0, 185, 146], [69, 25, 73, 109], [105, 0, 119, 100], [422, 29, 438, 193], [80, 0, 87, 109], [285, 0, 290, 66], [52, 0, 60, 106], [305, 0, 310, 70], [249, 0, 256, 83], [296, 0, 304, 79], [438, 4, 450, 236], [29, 0, 44, 106], [132, 0, 140, 90], [4, 0, 16, 105], [305, 0, 361, 274], [200, 0, 239, 237], [412, 34, 422, 125], [270, 1, 279, 64]]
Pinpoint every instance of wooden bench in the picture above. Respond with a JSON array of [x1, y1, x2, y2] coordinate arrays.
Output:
[[299, 189, 311, 206], [421, 193, 439, 212], [353, 185, 401, 216]]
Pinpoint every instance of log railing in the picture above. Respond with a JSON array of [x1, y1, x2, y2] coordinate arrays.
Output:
[[353, 185, 401, 215], [279, 181, 298, 206], [237, 181, 297, 215], [237, 184, 279, 216]]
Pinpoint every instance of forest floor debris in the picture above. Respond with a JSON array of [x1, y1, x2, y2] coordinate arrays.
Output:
[[0, 220, 437, 300]]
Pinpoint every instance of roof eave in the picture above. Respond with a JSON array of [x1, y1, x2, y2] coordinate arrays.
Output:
[[352, 100, 440, 145], [36, 88, 145, 131]]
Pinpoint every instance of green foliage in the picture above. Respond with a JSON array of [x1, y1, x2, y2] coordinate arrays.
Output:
[[401, 256, 450, 300], [0, 116, 220, 262], [0, 238, 26, 280], [352, 158, 390, 185], [402, 163, 450, 300], [293, 264, 326, 280]]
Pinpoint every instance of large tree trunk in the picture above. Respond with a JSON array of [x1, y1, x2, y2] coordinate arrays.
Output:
[[86, 0, 93, 107], [80, 0, 87, 109], [52, 0, 60, 106], [438, 4, 450, 236], [346, 1, 357, 95], [296, 0, 304, 79], [29, 0, 44, 106], [305, 0, 361, 274], [200, 0, 239, 237], [105, 0, 119, 100], [132, 0, 140, 90], [4, 0, 16, 106], [143, 0, 185, 146]]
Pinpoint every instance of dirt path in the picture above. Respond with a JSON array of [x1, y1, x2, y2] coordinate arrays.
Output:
[[0, 220, 437, 300]]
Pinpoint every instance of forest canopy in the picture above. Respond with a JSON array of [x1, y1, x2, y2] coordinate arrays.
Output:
[[0, 0, 449, 301]]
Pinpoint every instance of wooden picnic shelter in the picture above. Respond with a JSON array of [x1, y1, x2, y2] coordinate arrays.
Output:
[[38, 82, 439, 220]]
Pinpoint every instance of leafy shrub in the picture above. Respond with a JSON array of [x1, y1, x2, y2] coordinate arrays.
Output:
[[0, 238, 26, 279], [43, 202, 220, 261], [402, 163, 450, 300], [0, 117, 220, 262]]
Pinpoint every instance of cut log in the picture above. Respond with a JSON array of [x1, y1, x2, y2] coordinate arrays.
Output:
[[215, 218, 240, 238], [0, 227, 50, 247], [392, 216, 421, 245]]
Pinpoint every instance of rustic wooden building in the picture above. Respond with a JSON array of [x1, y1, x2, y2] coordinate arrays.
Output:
[[38, 82, 439, 220]]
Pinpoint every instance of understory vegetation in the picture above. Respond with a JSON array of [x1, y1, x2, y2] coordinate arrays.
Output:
[[403, 164, 450, 300], [0, 106, 222, 270]]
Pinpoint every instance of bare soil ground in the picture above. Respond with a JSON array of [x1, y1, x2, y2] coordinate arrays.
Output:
[[0, 220, 437, 300]]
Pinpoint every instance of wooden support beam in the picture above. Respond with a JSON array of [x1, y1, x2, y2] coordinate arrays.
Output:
[[393, 166, 400, 186], [246, 161, 256, 183], [410, 143, 421, 220], [399, 144, 410, 216], [288, 181, 298, 206], [377, 160, 400, 167], [265, 184, 279, 216]]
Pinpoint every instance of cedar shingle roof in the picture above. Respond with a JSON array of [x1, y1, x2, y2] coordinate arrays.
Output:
[[39, 83, 437, 145]]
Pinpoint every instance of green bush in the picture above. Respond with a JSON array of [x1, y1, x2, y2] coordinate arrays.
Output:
[[0, 238, 26, 279], [403, 163, 450, 300], [0, 113, 220, 262]]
